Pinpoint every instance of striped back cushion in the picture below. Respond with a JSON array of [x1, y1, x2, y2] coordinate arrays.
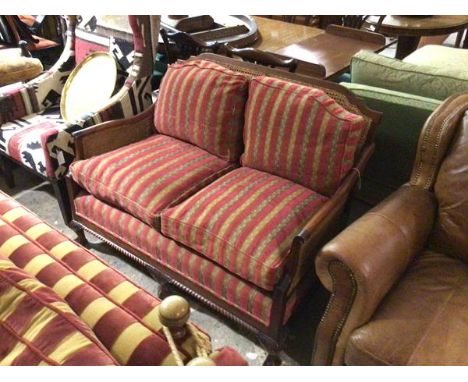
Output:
[[0, 256, 117, 365], [154, 60, 249, 162], [242, 76, 370, 196], [0, 193, 206, 365]]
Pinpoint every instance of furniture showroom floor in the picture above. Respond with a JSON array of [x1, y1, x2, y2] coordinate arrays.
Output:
[[0, 165, 329, 366]]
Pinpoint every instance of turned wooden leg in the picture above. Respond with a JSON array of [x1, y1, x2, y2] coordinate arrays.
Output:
[[263, 353, 282, 366], [158, 281, 175, 299], [74, 227, 88, 246], [257, 332, 284, 366]]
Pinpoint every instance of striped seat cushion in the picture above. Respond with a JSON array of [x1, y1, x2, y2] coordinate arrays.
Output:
[[242, 76, 370, 196], [154, 59, 248, 162], [70, 134, 236, 229], [0, 256, 117, 366], [74, 193, 301, 325], [160, 167, 328, 290], [0, 193, 209, 365]]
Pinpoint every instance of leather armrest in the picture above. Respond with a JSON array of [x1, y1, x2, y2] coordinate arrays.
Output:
[[312, 184, 436, 365], [73, 104, 155, 160]]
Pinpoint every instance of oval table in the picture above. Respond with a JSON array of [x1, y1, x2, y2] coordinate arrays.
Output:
[[369, 15, 468, 59]]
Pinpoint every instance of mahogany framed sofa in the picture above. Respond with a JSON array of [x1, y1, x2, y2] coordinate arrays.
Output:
[[0, 15, 159, 223], [64, 53, 381, 364], [0, 190, 246, 366], [312, 93, 468, 366]]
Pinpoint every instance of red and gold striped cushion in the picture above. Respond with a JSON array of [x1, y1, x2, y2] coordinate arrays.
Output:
[[0, 256, 117, 366], [161, 167, 328, 290], [242, 76, 369, 196], [154, 60, 248, 162], [0, 193, 208, 365], [70, 134, 236, 229], [74, 194, 300, 325]]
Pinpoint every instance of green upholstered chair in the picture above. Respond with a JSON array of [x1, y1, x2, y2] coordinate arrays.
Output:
[[403, 44, 468, 72], [342, 49, 468, 205]]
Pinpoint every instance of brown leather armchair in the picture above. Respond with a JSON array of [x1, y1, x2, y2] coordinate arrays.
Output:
[[312, 93, 468, 366]]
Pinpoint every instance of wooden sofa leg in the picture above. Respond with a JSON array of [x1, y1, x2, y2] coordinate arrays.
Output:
[[158, 282, 174, 299], [70, 224, 88, 246], [147, 269, 176, 299], [75, 229, 88, 245], [1, 157, 15, 188], [257, 332, 284, 366], [263, 352, 282, 366]]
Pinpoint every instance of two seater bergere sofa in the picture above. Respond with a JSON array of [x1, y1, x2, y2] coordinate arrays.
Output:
[[65, 54, 381, 363]]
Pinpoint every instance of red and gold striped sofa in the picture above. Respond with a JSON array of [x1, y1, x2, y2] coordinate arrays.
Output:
[[0, 190, 246, 366], [65, 54, 381, 364]]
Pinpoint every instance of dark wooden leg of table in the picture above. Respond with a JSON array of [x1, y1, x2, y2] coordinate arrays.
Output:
[[463, 29, 468, 49], [395, 36, 421, 59]]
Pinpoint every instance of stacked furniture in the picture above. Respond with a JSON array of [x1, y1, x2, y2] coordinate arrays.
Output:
[[0, 190, 246, 366], [0, 15, 160, 222], [343, 48, 468, 204], [65, 54, 381, 364], [312, 93, 468, 365]]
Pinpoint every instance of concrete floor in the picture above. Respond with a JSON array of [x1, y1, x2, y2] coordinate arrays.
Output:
[[0, 165, 330, 366]]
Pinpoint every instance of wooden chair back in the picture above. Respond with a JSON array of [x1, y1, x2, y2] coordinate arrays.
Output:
[[160, 29, 221, 63]]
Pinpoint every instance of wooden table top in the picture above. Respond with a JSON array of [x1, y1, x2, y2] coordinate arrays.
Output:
[[252, 17, 386, 79], [276, 32, 385, 78], [370, 15, 468, 36], [252, 16, 324, 52]]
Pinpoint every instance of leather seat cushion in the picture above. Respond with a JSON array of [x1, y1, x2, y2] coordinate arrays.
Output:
[[345, 250, 468, 365], [70, 134, 236, 229]]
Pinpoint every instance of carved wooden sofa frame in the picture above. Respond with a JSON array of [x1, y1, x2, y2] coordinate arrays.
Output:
[[64, 53, 381, 364]]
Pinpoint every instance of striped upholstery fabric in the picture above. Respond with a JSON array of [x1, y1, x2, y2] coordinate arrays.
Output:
[[0, 193, 208, 365], [0, 256, 117, 366], [70, 134, 236, 229], [154, 60, 249, 162], [0, 83, 40, 126], [74, 194, 300, 325], [242, 76, 370, 196], [1, 110, 64, 177], [161, 167, 328, 290]]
